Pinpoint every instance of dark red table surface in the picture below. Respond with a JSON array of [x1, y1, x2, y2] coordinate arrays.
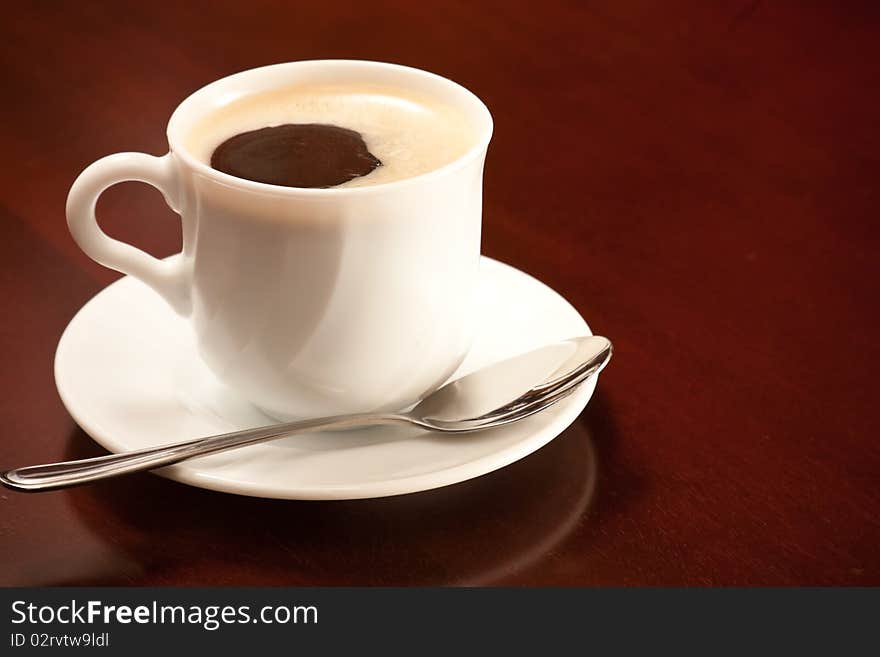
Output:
[[1, 1, 878, 586]]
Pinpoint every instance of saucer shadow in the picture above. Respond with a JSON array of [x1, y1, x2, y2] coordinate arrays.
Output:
[[58, 392, 623, 585], [575, 388, 642, 520]]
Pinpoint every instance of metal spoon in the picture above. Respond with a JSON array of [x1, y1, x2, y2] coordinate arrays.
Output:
[[1, 335, 612, 492]]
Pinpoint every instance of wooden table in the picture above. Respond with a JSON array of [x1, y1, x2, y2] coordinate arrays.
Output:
[[1, 1, 877, 586]]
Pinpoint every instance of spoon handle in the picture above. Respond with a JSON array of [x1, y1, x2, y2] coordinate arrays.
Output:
[[0, 413, 402, 492]]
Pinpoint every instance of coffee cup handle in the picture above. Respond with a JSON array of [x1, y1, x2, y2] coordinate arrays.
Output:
[[66, 152, 191, 316]]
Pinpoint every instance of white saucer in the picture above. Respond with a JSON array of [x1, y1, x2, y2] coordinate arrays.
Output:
[[55, 257, 598, 500]]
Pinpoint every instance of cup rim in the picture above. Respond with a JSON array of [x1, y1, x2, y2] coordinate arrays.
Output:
[[166, 59, 494, 196]]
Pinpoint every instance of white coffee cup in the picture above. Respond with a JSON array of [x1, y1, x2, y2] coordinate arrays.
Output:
[[66, 60, 493, 420]]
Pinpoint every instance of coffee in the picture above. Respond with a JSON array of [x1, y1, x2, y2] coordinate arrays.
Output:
[[186, 84, 477, 188], [212, 124, 381, 188]]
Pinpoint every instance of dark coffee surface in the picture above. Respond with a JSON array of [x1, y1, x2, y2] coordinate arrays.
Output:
[[211, 123, 381, 188]]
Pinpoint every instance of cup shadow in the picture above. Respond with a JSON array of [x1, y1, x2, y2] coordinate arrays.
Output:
[[57, 391, 624, 585]]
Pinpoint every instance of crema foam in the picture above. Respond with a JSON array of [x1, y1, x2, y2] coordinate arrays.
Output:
[[185, 83, 478, 188]]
